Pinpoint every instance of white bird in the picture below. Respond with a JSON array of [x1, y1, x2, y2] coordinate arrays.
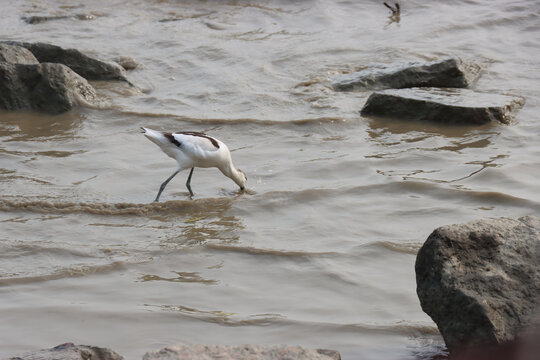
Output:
[[141, 127, 247, 201]]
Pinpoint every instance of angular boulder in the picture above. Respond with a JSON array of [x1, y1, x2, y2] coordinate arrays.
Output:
[[415, 216, 540, 353], [143, 344, 341, 360], [332, 58, 480, 91], [8, 343, 123, 360], [0, 44, 38, 64], [0, 62, 97, 114], [360, 88, 524, 124], [1, 41, 127, 82]]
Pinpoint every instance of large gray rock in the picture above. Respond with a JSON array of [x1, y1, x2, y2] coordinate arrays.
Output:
[[332, 58, 479, 91], [415, 216, 540, 353], [0, 62, 97, 114], [143, 344, 341, 360], [2, 41, 127, 82], [0, 44, 38, 64], [360, 88, 524, 124], [8, 342, 123, 360]]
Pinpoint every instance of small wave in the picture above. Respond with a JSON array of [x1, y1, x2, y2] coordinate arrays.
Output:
[[284, 319, 440, 337], [117, 109, 345, 126], [0, 261, 127, 286], [0, 243, 93, 259], [139, 271, 218, 285], [0, 198, 232, 217], [374, 241, 423, 255], [205, 243, 338, 258], [145, 303, 285, 326], [144, 303, 440, 335]]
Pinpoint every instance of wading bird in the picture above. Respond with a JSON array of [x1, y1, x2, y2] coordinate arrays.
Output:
[[141, 127, 246, 201]]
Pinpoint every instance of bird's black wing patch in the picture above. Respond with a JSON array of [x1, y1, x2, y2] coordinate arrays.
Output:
[[164, 132, 181, 147], [174, 131, 220, 149]]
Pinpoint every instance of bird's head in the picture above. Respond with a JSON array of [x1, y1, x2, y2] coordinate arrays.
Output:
[[237, 168, 247, 190]]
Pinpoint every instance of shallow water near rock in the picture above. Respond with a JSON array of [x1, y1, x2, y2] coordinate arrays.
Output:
[[1, 1, 539, 359]]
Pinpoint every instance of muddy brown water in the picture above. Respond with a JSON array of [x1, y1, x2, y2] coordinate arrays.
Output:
[[1, 1, 539, 359]]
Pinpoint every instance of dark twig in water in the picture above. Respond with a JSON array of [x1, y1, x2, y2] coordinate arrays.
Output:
[[383, 2, 401, 15]]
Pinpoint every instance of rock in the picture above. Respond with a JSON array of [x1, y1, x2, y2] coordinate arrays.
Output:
[[415, 216, 540, 353], [143, 344, 341, 360], [0, 62, 97, 114], [332, 58, 480, 91], [0, 44, 38, 64], [1, 41, 127, 82], [113, 56, 138, 70], [8, 342, 123, 360], [360, 88, 524, 124], [22, 15, 71, 24], [22, 14, 96, 24]]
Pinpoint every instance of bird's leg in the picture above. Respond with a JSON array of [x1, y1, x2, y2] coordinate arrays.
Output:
[[154, 169, 181, 202], [185, 167, 194, 197]]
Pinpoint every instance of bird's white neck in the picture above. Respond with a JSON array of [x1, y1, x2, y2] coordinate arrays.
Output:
[[221, 164, 245, 190]]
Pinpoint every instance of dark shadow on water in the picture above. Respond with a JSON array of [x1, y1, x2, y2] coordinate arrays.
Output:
[[365, 116, 499, 141]]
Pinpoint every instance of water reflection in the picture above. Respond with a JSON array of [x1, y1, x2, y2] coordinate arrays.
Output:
[[365, 116, 508, 184], [160, 197, 243, 247], [365, 115, 499, 155], [366, 116, 497, 140], [0, 110, 85, 141]]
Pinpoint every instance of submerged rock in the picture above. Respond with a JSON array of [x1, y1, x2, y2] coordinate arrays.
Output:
[[415, 216, 540, 353], [0, 62, 97, 114], [143, 344, 341, 360], [360, 88, 523, 124], [8, 343, 123, 360], [113, 56, 138, 70], [332, 58, 480, 91], [0, 44, 38, 64], [1, 41, 127, 82], [22, 14, 96, 24]]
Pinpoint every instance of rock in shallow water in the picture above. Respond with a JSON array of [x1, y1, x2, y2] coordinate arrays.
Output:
[[22, 14, 96, 24], [332, 58, 480, 91], [114, 56, 138, 70], [1, 41, 127, 82], [142, 344, 341, 360], [415, 216, 540, 353], [0, 44, 38, 64], [8, 343, 123, 360], [360, 88, 524, 124], [0, 62, 97, 114]]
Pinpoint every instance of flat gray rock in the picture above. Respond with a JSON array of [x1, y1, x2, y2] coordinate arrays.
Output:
[[143, 344, 341, 360], [415, 216, 540, 353], [0, 62, 97, 114], [8, 343, 123, 360], [332, 58, 480, 91], [1, 41, 127, 82], [0, 44, 38, 64], [360, 88, 523, 124]]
